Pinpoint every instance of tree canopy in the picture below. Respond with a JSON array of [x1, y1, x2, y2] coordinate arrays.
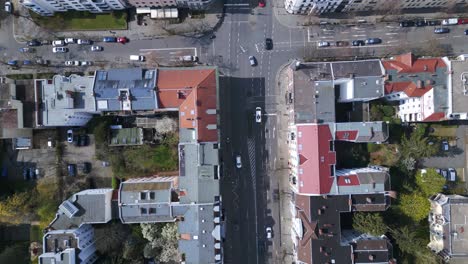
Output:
[[352, 213, 388, 236], [415, 169, 446, 196], [399, 192, 431, 222], [141, 222, 179, 262]]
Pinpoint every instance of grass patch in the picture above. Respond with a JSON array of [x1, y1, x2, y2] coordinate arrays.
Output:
[[30, 10, 127, 31], [29, 225, 42, 242], [36, 72, 55, 79], [5, 74, 33, 80], [429, 124, 457, 138]]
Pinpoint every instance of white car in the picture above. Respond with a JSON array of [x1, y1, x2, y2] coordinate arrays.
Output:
[[64, 38, 76, 44], [317, 41, 330, 47], [77, 39, 91, 45], [448, 168, 456, 182], [235, 155, 242, 169], [90, 45, 103, 52], [52, 40, 65, 47], [249, 56, 257, 66], [52, 47, 68, 53], [255, 107, 262, 123], [67, 130, 73, 143], [266, 227, 272, 239], [65, 61, 80, 66], [81, 61, 93, 66], [4, 1, 12, 13]]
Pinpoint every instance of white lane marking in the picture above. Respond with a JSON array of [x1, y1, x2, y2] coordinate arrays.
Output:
[[289, 29, 292, 48], [255, 43, 260, 53], [140, 47, 196, 51], [453, 35, 463, 38], [320, 36, 333, 39], [387, 40, 399, 43], [385, 33, 398, 35], [265, 113, 277, 116], [224, 3, 249, 6], [386, 26, 398, 28], [352, 34, 367, 37]]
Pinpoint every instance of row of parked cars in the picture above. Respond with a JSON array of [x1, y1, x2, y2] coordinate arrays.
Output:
[[23, 167, 40, 180], [66, 130, 89, 147], [25, 36, 128, 54], [318, 38, 382, 48], [65, 60, 92, 67], [400, 19, 468, 35], [67, 162, 91, 176]]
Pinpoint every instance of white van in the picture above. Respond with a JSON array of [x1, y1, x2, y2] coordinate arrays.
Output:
[[130, 55, 145, 61], [179, 55, 198, 62]]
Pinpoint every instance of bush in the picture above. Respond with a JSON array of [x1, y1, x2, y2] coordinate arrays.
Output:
[[367, 143, 382, 153], [111, 176, 119, 189]]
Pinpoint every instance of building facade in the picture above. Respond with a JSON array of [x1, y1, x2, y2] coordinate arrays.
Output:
[[21, 0, 126, 16], [126, 0, 214, 9], [284, 0, 467, 14]]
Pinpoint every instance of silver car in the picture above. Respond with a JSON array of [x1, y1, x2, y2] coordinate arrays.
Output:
[[235, 155, 242, 169], [52, 47, 68, 53]]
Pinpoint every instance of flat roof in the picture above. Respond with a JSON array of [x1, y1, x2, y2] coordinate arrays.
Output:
[[450, 56, 468, 116], [109, 127, 143, 146]]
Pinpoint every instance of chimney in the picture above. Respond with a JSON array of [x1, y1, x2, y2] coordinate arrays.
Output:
[[416, 80, 424, 89]]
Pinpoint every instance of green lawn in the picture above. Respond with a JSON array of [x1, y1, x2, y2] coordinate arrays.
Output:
[[429, 124, 457, 138], [30, 11, 127, 31]]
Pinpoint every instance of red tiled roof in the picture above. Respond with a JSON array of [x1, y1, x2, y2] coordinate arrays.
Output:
[[337, 175, 360, 186], [423, 112, 446, 122], [382, 53, 446, 74], [297, 124, 336, 195], [157, 69, 218, 142], [335, 130, 358, 141], [384, 82, 432, 97]]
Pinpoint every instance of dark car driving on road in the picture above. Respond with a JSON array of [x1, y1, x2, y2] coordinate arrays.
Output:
[[352, 40, 365, 46], [400, 21, 415, 27], [365, 38, 382, 45], [265, 38, 273, 50], [434, 28, 450, 34]]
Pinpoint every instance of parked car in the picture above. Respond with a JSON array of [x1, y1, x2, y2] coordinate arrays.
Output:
[[103, 37, 117, 42], [19, 47, 34, 53], [448, 168, 457, 181], [365, 38, 382, 45], [27, 39, 41, 46], [90, 45, 103, 52], [67, 164, 76, 177], [67, 129, 73, 143], [4, 1, 11, 13], [415, 20, 427, 27], [438, 169, 448, 179], [36, 59, 49, 65], [427, 20, 441, 26], [335, 41, 349, 47], [23, 60, 32, 65], [352, 40, 365, 46], [79, 162, 91, 174], [399, 21, 415, 27], [434, 28, 450, 34], [258, 0, 265, 7], [235, 155, 242, 169], [81, 61, 92, 66], [64, 38, 76, 44], [465, 29, 468, 35], [79, 134, 89, 146], [458, 18, 468, 24], [442, 140, 449, 151], [117, 37, 127, 44], [52, 40, 65, 47], [179, 55, 198, 62], [65, 60, 80, 66], [265, 38, 273, 50], [130, 55, 145, 61], [1, 167, 7, 178], [23, 168, 29, 180], [7, 60, 18, 66], [442, 18, 458, 25], [41, 40, 51, 45], [317, 41, 330, 47], [266, 227, 272, 239], [249, 56, 257, 66], [77, 39, 92, 45], [29, 168, 36, 179], [255, 107, 262, 123], [52, 47, 68, 53]]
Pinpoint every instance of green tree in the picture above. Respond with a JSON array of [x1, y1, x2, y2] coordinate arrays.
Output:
[[0, 192, 32, 222], [390, 225, 419, 254], [141, 223, 179, 262], [352, 213, 388, 236], [399, 192, 431, 222], [415, 169, 446, 196], [0, 243, 29, 264]]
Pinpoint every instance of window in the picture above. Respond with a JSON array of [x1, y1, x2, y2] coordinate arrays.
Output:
[[149, 192, 155, 200], [330, 165, 335, 176], [139, 192, 147, 200], [140, 208, 148, 215], [149, 208, 156, 214]]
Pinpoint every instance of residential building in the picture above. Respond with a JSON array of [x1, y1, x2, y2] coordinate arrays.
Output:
[[21, 0, 126, 16], [94, 68, 158, 113], [35, 74, 97, 127], [127, 0, 214, 9], [428, 193, 468, 262], [447, 54, 468, 120], [0, 77, 33, 149], [284, 0, 467, 14], [382, 53, 449, 122], [39, 224, 97, 264], [292, 194, 395, 264], [286, 60, 391, 196]]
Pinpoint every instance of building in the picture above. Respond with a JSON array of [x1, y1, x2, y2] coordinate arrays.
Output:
[[128, 0, 215, 10], [292, 194, 395, 264], [428, 193, 468, 263], [0, 77, 33, 149], [284, 0, 467, 14], [447, 54, 468, 120], [21, 0, 126, 16], [35, 74, 97, 127], [39, 224, 97, 264], [286, 60, 391, 196], [94, 68, 158, 113], [39, 66, 222, 264], [382, 53, 449, 122]]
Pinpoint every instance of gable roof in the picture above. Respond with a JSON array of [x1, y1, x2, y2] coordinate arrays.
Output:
[[296, 124, 336, 195], [384, 81, 432, 97], [382, 53, 446, 74]]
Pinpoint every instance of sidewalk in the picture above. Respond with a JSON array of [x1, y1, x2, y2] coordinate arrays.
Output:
[[275, 61, 296, 264], [12, 0, 223, 42], [272, 0, 468, 28]]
